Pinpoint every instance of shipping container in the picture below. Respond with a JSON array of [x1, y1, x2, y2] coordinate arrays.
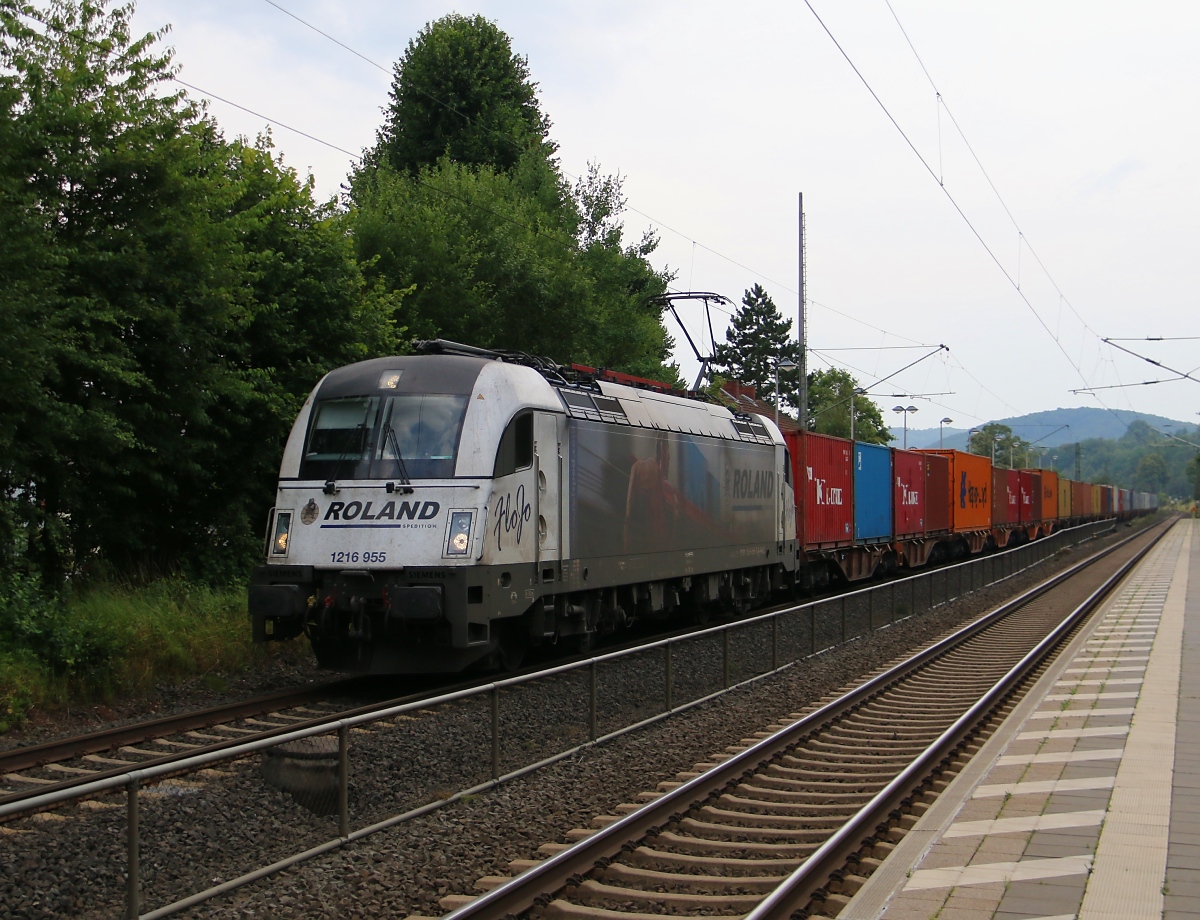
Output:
[[924, 452, 951, 534], [991, 468, 1008, 525], [1057, 476, 1072, 520], [1100, 485, 1113, 516], [919, 450, 992, 532], [892, 449, 926, 539], [1019, 470, 1042, 523], [1041, 469, 1059, 523], [1071, 480, 1092, 518], [785, 431, 853, 548], [1092, 484, 1103, 517], [854, 442, 892, 543]]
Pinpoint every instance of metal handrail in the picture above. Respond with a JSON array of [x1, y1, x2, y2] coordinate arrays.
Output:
[[442, 517, 1163, 920], [0, 515, 1128, 919]]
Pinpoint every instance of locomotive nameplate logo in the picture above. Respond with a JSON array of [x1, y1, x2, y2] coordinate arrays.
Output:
[[301, 498, 319, 525]]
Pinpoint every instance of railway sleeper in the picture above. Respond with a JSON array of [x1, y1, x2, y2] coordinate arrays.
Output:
[[627, 846, 799, 876], [648, 830, 819, 859], [717, 793, 869, 816], [752, 768, 890, 787], [567, 877, 761, 912], [780, 750, 917, 767], [696, 804, 846, 829], [764, 762, 897, 782], [597, 863, 786, 894], [812, 731, 940, 749], [735, 782, 876, 805], [677, 816, 830, 841], [540, 898, 694, 920]]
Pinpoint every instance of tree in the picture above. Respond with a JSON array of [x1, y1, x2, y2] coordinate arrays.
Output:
[[967, 424, 1030, 466], [709, 285, 801, 405], [806, 369, 891, 443], [0, 0, 398, 582], [352, 20, 676, 380], [374, 13, 554, 175], [1133, 453, 1167, 493]]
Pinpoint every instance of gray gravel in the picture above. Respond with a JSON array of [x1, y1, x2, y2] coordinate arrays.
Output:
[[0, 523, 1143, 919]]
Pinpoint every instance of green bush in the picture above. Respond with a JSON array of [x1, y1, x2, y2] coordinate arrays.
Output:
[[0, 574, 311, 732]]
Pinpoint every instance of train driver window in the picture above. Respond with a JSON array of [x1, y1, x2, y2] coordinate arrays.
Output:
[[783, 448, 792, 485], [494, 411, 534, 478]]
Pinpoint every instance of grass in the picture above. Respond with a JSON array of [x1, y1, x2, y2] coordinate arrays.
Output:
[[0, 576, 311, 733]]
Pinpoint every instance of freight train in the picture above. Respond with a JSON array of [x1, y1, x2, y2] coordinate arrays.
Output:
[[248, 341, 1156, 673]]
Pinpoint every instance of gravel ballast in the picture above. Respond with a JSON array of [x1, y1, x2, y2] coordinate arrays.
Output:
[[0, 522, 1149, 919]]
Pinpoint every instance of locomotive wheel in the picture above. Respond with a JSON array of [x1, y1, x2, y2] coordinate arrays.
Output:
[[494, 619, 528, 672]]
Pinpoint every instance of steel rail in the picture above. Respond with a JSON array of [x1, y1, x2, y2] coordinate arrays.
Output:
[[0, 679, 360, 775], [1, 516, 1115, 812], [744, 515, 1171, 920], [441, 516, 1171, 920]]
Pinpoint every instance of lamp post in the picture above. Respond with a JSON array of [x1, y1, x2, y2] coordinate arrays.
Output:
[[1052, 454, 1058, 473], [939, 417, 953, 449], [774, 356, 798, 427], [992, 436, 1001, 465], [967, 428, 978, 454], [893, 405, 918, 449]]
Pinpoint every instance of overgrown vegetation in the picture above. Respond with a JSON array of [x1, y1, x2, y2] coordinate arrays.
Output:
[[0, 2, 681, 728], [0, 573, 306, 732]]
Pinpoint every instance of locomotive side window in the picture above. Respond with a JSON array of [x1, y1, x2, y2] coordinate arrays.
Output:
[[494, 411, 534, 478]]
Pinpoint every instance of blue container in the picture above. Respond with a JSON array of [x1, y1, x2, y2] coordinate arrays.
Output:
[[854, 442, 893, 543]]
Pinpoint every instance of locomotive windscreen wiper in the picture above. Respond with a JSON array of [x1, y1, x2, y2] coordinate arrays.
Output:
[[385, 424, 415, 494]]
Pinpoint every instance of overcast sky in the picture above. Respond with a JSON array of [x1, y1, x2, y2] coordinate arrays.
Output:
[[130, 0, 1200, 434]]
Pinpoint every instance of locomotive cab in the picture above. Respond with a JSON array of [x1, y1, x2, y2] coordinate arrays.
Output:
[[250, 351, 566, 672]]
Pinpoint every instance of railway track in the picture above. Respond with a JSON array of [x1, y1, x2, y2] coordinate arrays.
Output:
[[437, 516, 1172, 920], [0, 518, 1129, 818]]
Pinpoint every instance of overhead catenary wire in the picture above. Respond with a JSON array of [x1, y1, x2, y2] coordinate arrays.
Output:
[[803, 0, 1140, 430]]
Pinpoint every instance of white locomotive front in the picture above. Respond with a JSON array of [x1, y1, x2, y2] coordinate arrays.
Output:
[[250, 341, 797, 673]]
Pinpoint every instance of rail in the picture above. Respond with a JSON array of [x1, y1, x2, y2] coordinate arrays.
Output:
[[0, 516, 1127, 918], [441, 516, 1167, 920]]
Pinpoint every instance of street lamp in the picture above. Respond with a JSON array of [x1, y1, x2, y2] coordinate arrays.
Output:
[[1052, 454, 1058, 472], [939, 417, 953, 449], [774, 356, 798, 427], [967, 428, 979, 454], [893, 405, 918, 449], [850, 387, 867, 441], [992, 436, 1002, 465]]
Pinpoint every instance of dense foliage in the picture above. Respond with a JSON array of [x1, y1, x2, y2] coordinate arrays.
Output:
[[0, 0, 398, 590], [352, 11, 674, 376]]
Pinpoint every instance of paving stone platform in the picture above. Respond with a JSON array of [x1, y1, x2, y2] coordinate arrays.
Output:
[[839, 517, 1198, 920]]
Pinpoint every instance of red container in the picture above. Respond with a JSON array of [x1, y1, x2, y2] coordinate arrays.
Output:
[[924, 452, 951, 534], [1019, 470, 1042, 523], [992, 468, 1009, 525], [1071, 480, 1092, 518], [1007, 470, 1021, 522], [892, 449, 926, 539], [1041, 470, 1059, 522], [785, 431, 853, 549]]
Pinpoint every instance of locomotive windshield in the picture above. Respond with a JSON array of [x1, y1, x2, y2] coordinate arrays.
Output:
[[299, 394, 468, 480]]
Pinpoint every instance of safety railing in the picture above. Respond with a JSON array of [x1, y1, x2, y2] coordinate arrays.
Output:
[[0, 517, 1120, 919]]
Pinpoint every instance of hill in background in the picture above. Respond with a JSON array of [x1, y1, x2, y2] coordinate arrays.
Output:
[[894, 407, 1196, 451]]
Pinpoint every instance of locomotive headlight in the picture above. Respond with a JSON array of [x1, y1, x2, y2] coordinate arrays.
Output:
[[271, 511, 293, 557], [445, 511, 474, 556]]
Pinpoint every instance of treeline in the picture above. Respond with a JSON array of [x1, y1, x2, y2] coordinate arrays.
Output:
[[0, 2, 673, 592]]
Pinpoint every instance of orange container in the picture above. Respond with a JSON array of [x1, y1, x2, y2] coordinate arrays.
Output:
[[1071, 480, 1092, 517], [1041, 470, 1059, 522], [920, 450, 992, 532]]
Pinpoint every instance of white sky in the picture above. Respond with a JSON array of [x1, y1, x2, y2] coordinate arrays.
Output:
[[130, 0, 1200, 432]]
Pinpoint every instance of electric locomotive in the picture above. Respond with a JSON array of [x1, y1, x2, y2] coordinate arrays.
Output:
[[249, 340, 798, 673]]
